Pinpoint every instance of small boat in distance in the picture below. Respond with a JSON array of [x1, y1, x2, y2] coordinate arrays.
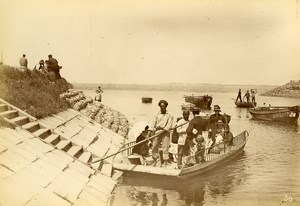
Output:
[[142, 97, 153, 103], [235, 101, 257, 108], [113, 130, 248, 179], [249, 105, 299, 122], [184, 95, 213, 109]]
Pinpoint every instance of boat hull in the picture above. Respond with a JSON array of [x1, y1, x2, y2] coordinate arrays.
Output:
[[235, 101, 256, 108], [113, 131, 248, 179], [142, 97, 152, 103], [184, 95, 213, 109], [249, 106, 299, 122]]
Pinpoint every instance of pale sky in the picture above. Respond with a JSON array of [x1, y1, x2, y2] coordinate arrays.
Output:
[[0, 0, 299, 85]]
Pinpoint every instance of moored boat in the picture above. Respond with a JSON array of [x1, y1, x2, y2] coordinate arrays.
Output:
[[184, 95, 213, 109], [249, 105, 299, 122], [142, 97, 153, 103], [235, 101, 257, 108], [113, 130, 248, 179]]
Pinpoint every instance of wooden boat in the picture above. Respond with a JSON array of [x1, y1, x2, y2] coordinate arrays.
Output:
[[249, 106, 299, 122], [184, 95, 213, 109], [113, 130, 248, 179], [235, 101, 257, 108], [141, 97, 153, 103]]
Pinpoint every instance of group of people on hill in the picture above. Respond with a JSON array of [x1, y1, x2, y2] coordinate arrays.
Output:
[[236, 89, 257, 103], [132, 101, 233, 169], [19, 54, 62, 79]]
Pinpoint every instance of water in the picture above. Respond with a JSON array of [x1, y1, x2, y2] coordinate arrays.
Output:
[[83, 89, 300, 206]]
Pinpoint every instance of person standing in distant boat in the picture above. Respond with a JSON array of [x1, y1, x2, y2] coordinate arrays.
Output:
[[251, 89, 257, 103], [150, 100, 174, 167], [94, 86, 103, 102], [243, 90, 251, 102], [235, 89, 242, 102], [19, 54, 28, 69]]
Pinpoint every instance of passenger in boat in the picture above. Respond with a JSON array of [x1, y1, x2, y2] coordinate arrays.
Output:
[[208, 105, 226, 148], [235, 89, 242, 102], [132, 125, 150, 157], [208, 119, 224, 154], [186, 107, 206, 165], [176, 110, 190, 169], [222, 124, 233, 147], [243, 90, 251, 102], [150, 100, 174, 167], [251, 89, 257, 103]]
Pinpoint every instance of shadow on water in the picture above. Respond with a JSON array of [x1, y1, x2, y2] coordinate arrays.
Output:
[[249, 119, 299, 133], [111, 152, 249, 206]]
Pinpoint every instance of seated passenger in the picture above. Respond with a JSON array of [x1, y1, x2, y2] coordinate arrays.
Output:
[[132, 125, 150, 157], [222, 124, 233, 147]]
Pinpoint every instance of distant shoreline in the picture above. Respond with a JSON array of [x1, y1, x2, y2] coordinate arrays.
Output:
[[73, 83, 277, 94]]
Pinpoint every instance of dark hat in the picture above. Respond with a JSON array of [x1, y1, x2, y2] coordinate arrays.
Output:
[[213, 105, 221, 111], [39, 60, 44, 64], [158, 100, 168, 106], [192, 107, 200, 114], [48, 54, 52, 58]]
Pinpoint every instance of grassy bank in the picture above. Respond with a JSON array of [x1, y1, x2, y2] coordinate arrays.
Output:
[[0, 64, 72, 119]]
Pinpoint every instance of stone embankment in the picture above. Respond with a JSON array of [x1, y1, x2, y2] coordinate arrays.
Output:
[[60, 90, 130, 137], [260, 80, 300, 98]]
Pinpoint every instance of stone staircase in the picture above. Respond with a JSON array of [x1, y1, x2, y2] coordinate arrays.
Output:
[[0, 98, 122, 179]]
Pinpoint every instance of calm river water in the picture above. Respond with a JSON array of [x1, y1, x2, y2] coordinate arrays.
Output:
[[84, 89, 300, 206]]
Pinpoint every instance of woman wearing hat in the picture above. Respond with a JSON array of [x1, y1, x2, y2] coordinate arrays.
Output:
[[150, 100, 174, 167]]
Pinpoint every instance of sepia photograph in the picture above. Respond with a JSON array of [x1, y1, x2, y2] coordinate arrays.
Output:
[[0, 0, 299, 205]]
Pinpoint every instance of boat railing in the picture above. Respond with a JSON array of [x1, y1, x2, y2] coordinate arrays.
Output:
[[202, 130, 248, 162], [121, 130, 248, 163]]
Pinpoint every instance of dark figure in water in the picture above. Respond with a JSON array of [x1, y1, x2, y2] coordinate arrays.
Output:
[[235, 89, 242, 102]]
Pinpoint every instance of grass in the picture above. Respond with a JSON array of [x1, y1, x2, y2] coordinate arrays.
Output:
[[0, 64, 72, 119]]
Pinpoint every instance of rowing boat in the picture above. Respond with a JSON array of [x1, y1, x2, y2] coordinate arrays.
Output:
[[235, 101, 256, 108], [142, 97, 153, 103], [249, 106, 299, 122], [184, 95, 213, 109], [113, 130, 249, 178]]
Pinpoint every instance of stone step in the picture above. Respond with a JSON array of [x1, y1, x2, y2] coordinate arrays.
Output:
[[101, 163, 113, 177], [56, 140, 72, 151], [44, 134, 61, 146], [22, 122, 40, 133], [90, 159, 103, 171], [10, 116, 30, 126], [78, 152, 92, 163], [0, 104, 8, 112], [67, 145, 83, 158], [0, 110, 19, 119], [33, 128, 51, 139], [111, 170, 123, 181]]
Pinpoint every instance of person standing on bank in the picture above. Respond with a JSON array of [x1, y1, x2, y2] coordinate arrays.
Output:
[[94, 86, 103, 102], [235, 89, 242, 102], [19, 54, 28, 68], [150, 100, 174, 167], [47, 54, 61, 79]]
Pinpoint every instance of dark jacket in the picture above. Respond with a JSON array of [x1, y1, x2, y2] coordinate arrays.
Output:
[[186, 116, 206, 140]]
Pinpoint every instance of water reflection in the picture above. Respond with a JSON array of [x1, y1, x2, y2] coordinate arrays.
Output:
[[111, 153, 249, 206], [249, 119, 299, 133]]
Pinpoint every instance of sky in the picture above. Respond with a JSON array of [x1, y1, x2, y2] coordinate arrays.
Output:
[[0, 0, 299, 85]]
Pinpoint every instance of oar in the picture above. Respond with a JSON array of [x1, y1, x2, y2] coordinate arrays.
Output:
[[88, 121, 189, 164]]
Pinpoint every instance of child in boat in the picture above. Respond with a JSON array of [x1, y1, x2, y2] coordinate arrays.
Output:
[[175, 110, 190, 169], [222, 124, 233, 147]]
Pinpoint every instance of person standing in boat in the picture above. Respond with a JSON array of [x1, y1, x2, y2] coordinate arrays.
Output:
[[150, 100, 174, 167], [235, 89, 242, 102], [176, 110, 190, 169], [243, 90, 251, 102], [251, 89, 257, 103], [186, 107, 206, 164]]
